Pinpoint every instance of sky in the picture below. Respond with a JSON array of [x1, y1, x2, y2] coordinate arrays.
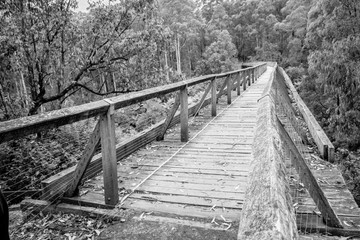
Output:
[[76, 0, 90, 12]]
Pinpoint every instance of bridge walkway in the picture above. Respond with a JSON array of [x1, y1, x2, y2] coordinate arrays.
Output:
[[74, 67, 273, 227]]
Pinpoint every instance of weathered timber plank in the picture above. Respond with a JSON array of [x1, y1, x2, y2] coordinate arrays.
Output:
[[128, 193, 244, 209], [211, 78, 217, 116], [65, 120, 101, 197], [122, 199, 242, 220], [180, 86, 189, 142], [157, 92, 180, 141], [21, 199, 122, 220], [278, 67, 334, 162], [134, 186, 245, 201], [137, 163, 251, 172], [118, 170, 248, 182], [238, 65, 299, 240], [138, 175, 248, 186], [139, 179, 247, 193], [100, 109, 119, 206]]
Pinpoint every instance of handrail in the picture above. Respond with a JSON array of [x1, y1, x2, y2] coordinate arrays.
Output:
[[1, 62, 267, 207], [0, 64, 266, 144], [277, 67, 335, 162], [238, 64, 299, 240], [239, 63, 343, 239]]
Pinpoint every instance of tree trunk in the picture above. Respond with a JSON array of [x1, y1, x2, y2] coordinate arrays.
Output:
[[175, 34, 182, 75], [19, 70, 29, 108], [164, 50, 170, 82]]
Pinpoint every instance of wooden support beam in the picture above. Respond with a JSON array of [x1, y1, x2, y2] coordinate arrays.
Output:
[[65, 121, 101, 197], [157, 93, 181, 141], [100, 100, 119, 206], [237, 72, 241, 96], [180, 87, 188, 142], [211, 78, 217, 117], [277, 117, 343, 228], [227, 75, 232, 104], [252, 69, 255, 83], [194, 81, 213, 116], [248, 70, 251, 86], [216, 76, 229, 103]]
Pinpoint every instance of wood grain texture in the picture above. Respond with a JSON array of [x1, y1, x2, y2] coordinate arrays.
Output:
[[238, 65, 299, 240], [100, 110, 119, 206]]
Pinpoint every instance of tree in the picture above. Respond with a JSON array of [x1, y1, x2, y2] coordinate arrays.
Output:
[[305, 0, 360, 148], [197, 30, 237, 74], [0, 0, 167, 115]]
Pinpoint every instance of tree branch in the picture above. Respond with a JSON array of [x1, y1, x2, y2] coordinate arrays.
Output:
[[75, 83, 138, 96]]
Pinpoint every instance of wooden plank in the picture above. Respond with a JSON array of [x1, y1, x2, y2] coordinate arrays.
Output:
[[122, 199, 242, 220], [157, 92, 180, 141], [140, 179, 247, 192], [100, 104, 119, 206], [237, 72, 241, 96], [243, 71, 247, 91], [137, 163, 251, 172], [65, 120, 101, 197], [134, 187, 245, 201], [238, 90, 299, 240], [277, 117, 342, 228], [21, 199, 123, 220], [180, 86, 189, 142], [119, 171, 248, 184], [277, 67, 335, 162], [211, 78, 217, 116], [129, 193, 244, 209], [134, 165, 249, 176]]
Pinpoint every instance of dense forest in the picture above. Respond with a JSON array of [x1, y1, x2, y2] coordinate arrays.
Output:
[[1, 0, 359, 151], [1, 0, 360, 177]]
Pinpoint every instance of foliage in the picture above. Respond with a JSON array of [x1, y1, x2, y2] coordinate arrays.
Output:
[[0, 0, 168, 115], [10, 211, 116, 240], [305, 0, 360, 149], [197, 30, 237, 74]]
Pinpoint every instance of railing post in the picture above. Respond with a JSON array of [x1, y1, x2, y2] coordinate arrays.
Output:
[[248, 70, 251, 86], [243, 71, 247, 91], [252, 69, 255, 83], [227, 75, 232, 104], [180, 86, 189, 142], [211, 78, 217, 116], [100, 99, 119, 206], [237, 72, 241, 96]]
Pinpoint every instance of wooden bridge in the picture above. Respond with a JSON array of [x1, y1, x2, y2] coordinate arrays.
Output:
[[1, 63, 360, 239]]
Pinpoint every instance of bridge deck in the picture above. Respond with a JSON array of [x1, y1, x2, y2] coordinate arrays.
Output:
[[62, 66, 360, 236], [73, 67, 272, 225]]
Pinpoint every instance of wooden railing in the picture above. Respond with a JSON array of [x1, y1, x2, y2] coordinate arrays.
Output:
[[0, 63, 267, 207], [238, 64, 342, 239]]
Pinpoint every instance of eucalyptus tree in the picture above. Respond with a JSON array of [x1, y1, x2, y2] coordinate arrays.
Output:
[[0, 0, 167, 115]]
